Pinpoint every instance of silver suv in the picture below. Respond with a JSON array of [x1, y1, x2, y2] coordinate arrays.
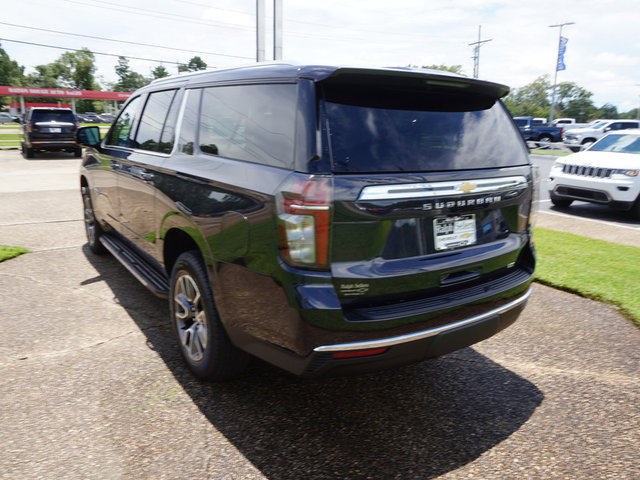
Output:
[[563, 119, 640, 151]]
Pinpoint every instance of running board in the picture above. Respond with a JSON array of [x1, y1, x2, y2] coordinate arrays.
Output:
[[99, 234, 170, 298]]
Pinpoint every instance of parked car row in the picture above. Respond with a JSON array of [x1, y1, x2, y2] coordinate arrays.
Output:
[[0, 112, 21, 123], [562, 119, 640, 151], [75, 112, 116, 123]]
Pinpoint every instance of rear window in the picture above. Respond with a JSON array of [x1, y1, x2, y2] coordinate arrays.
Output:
[[323, 90, 528, 173], [31, 110, 76, 123]]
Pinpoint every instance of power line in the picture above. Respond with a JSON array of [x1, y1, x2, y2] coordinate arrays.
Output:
[[0, 38, 185, 65], [60, 0, 256, 32], [0, 22, 253, 60]]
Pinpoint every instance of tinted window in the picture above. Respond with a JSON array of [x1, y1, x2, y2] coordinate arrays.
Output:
[[178, 89, 201, 155], [31, 110, 76, 123], [158, 90, 183, 154], [199, 84, 296, 168], [135, 90, 177, 152], [105, 96, 142, 147], [324, 98, 528, 173]]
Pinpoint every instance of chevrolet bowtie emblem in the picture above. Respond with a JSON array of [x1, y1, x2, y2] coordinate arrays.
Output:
[[457, 182, 476, 194]]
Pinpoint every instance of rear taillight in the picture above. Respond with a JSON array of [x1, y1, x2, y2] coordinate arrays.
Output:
[[276, 175, 331, 269]]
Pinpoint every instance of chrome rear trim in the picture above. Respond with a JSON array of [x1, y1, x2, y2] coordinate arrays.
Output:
[[358, 176, 528, 200], [313, 287, 532, 353]]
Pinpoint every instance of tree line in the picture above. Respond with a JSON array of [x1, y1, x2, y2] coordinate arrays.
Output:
[[1, 49, 637, 119], [0, 42, 206, 112]]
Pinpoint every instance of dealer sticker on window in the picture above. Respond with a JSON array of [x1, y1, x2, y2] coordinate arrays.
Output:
[[434, 214, 477, 251]]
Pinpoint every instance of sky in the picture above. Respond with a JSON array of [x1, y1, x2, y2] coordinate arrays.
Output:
[[2, 0, 639, 113]]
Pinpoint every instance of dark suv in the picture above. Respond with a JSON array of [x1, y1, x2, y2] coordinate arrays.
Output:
[[22, 107, 81, 158], [77, 64, 536, 380]]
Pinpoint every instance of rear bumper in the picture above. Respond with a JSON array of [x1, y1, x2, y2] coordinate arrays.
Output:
[[229, 286, 532, 378], [26, 136, 77, 150]]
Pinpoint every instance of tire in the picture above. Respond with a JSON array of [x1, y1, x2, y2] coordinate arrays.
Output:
[[25, 146, 34, 158], [581, 139, 595, 150], [74, 147, 82, 158], [538, 134, 552, 144], [631, 196, 640, 220], [551, 195, 573, 208], [170, 251, 249, 381], [81, 185, 106, 254]]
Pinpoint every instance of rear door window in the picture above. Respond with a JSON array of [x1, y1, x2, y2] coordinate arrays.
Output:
[[105, 96, 142, 148], [134, 89, 179, 152]]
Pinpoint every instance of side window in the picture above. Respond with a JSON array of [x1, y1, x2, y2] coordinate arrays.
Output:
[[105, 96, 142, 147], [158, 89, 183, 154], [177, 89, 201, 155], [198, 84, 296, 168], [134, 89, 177, 152]]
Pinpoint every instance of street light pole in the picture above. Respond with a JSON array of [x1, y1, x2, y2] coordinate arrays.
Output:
[[548, 22, 574, 124]]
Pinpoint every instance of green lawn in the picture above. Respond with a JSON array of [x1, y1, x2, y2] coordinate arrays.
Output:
[[530, 149, 571, 156], [0, 245, 29, 262], [534, 227, 640, 325]]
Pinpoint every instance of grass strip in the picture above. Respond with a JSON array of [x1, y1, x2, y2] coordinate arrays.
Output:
[[533, 227, 640, 325], [530, 149, 571, 156], [0, 245, 29, 262]]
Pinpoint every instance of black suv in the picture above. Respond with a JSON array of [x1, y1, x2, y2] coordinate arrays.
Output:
[[77, 64, 536, 380], [22, 107, 81, 158]]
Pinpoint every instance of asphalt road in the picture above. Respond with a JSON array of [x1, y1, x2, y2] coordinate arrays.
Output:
[[1, 150, 639, 479]]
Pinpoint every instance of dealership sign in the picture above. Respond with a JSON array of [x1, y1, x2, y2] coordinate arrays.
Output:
[[0, 86, 131, 100]]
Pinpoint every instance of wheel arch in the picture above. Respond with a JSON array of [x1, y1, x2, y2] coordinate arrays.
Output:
[[163, 228, 208, 277]]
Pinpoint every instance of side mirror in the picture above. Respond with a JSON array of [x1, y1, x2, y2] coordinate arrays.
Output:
[[77, 126, 101, 149]]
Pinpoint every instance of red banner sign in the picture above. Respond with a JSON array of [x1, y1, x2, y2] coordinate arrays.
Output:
[[0, 86, 132, 100]]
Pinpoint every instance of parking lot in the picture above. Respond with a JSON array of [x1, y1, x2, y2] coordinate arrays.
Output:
[[1, 149, 639, 479]]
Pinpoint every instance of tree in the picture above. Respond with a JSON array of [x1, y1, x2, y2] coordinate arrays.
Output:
[[595, 103, 618, 119], [0, 43, 25, 108], [24, 64, 62, 88], [554, 81, 596, 122], [151, 65, 169, 79], [503, 75, 551, 118], [114, 56, 149, 92], [0, 43, 24, 86], [178, 56, 207, 73]]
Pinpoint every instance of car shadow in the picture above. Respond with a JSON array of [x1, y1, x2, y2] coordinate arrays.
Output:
[[83, 245, 544, 479], [21, 151, 82, 161], [550, 202, 640, 226]]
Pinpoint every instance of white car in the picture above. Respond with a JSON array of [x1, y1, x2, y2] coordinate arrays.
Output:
[[549, 129, 640, 218]]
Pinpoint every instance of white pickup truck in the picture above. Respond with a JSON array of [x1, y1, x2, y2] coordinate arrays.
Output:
[[563, 119, 640, 151]]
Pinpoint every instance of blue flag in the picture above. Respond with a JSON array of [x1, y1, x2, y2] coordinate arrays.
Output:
[[557, 36, 568, 71]]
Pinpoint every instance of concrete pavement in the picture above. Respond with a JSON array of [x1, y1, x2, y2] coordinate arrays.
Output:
[[1, 150, 639, 479]]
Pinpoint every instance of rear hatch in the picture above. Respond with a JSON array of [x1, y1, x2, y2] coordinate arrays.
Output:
[[30, 110, 77, 141], [319, 70, 534, 321]]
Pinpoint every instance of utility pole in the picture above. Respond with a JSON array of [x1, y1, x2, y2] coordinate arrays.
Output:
[[468, 25, 492, 79], [548, 22, 574, 124], [257, 0, 283, 62], [273, 0, 283, 60], [256, 0, 266, 62]]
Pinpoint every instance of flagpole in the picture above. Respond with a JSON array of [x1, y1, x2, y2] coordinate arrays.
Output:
[[548, 22, 574, 124]]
